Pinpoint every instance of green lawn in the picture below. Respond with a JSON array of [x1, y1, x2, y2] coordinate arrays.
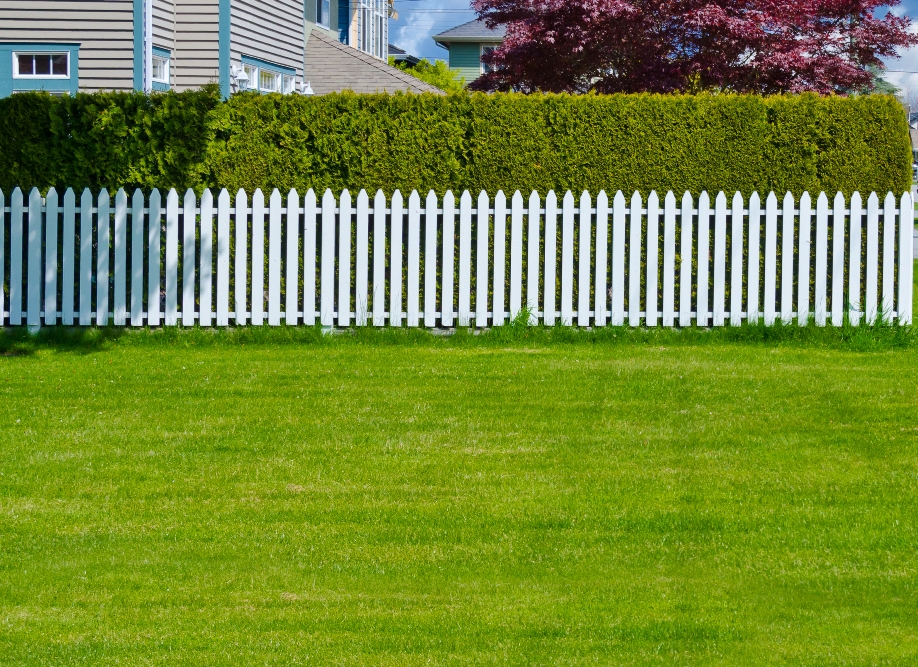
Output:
[[1, 326, 918, 666]]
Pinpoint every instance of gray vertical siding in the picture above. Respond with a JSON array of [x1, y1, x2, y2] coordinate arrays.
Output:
[[232, 0, 303, 80], [152, 0, 175, 51], [0, 0, 134, 92], [173, 0, 219, 91]]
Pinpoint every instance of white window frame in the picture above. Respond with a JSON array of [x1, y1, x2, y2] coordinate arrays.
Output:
[[259, 69, 281, 93], [243, 64, 258, 91], [151, 55, 170, 84], [481, 45, 500, 75], [357, 0, 388, 60], [13, 51, 70, 79], [283, 74, 296, 95]]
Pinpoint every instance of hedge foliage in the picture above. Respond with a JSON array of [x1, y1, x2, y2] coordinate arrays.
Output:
[[0, 89, 910, 197]]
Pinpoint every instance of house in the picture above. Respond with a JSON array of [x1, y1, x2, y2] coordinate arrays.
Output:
[[0, 0, 435, 98], [388, 44, 420, 68], [432, 18, 505, 86]]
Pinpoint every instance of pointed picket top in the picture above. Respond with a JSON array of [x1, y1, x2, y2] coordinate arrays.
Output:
[[393, 189, 405, 207], [512, 190, 524, 208], [614, 190, 626, 208], [322, 188, 335, 207], [425, 189, 438, 209], [408, 189, 421, 208], [444, 190, 455, 207], [833, 191, 845, 210], [305, 188, 316, 203], [563, 190, 575, 207], [665, 190, 677, 207], [867, 191, 879, 209], [459, 190, 471, 207]]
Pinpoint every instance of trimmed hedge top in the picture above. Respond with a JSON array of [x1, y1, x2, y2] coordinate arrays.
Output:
[[0, 87, 910, 197]]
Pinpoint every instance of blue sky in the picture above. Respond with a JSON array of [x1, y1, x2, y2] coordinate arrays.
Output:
[[391, 0, 918, 94]]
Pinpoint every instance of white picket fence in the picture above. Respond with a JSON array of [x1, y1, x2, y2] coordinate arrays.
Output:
[[1, 186, 914, 328]]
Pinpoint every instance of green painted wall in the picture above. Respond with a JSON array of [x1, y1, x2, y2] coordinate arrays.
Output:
[[448, 43, 482, 86]]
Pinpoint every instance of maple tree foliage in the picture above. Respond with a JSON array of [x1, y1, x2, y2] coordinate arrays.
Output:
[[468, 0, 918, 94]]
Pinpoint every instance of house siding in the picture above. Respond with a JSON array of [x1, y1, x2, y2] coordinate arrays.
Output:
[[152, 0, 175, 51], [232, 0, 303, 81], [173, 0, 219, 91], [0, 0, 135, 93], [448, 42, 483, 85]]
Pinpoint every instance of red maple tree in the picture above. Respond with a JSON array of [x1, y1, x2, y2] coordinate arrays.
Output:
[[469, 0, 918, 94]]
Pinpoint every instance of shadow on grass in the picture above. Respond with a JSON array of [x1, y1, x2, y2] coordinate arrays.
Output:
[[2, 314, 915, 355]]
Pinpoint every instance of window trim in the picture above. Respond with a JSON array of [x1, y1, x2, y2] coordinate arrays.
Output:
[[1, 43, 80, 98], [480, 44, 500, 75], [13, 51, 70, 79], [316, 0, 331, 28], [240, 55, 297, 95]]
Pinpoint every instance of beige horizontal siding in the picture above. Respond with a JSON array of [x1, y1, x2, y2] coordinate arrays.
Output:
[[0, 0, 135, 92], [152, 0, 175, 51], [173, 0, 218, 91], [231, 0, 303, 78]]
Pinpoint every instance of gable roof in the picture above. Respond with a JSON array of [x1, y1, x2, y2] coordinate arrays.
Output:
[[304, 30, 444, 95], [432, 19, 506, 45]]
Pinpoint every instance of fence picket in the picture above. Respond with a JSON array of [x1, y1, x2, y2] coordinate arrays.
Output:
[[747, 193, 761, 326], [251, 190, 266, 326], [629, 192, 643, 328], [577, 191, 592, 327], [696, 193, 710, 327], [815, 193, 829, 326], [406, 191, 420, 327], [763, 192, 778, 327], [679, 192, 693, 328], [372, 190, 386, 326], [182, 189, 197, 326], [663, 191, 677, 327], [424, 190, 438, 327], [508, 191, 523, 322], [899, 193, 914, 325], [338, 190, 353, 328], [441, 192, 456, 327], [286, 189, 301, 326], [848, 193, 862, 326], [780, 192, 795, 326], [493, 190, 507, 326], [97, 189, 111, 326], [712, 192, 726, 327], [882, 192, 896, 324], [595, 191, 609, 327], [561, 191, 575, 326], [148, 190, 162, 327], [527, 191, 541, 325], [798, 193, 812, 326], [865, 193, 879, 325], [304, 190, 318, 326], [27, 188, 43, 327], [234, 190, 249, 326], [44, 187, 59, 326], [646, 192, 661, 327], [62, 189, 76, 325], [113, 189, 127, 326], [320, 189, 336, 326], [730, 192, 745, 327], [130, 189, 145, 326], [476, 191, 490, 327], [390, 190, 404, 327], [199, 189, 214, 327], [830, 193, 845, 327], [356, 190, 370, 326], [10, 188, 22, 326], [611, 191, 626, 326], [544, 191, 558, 326], [165, 189, 179, 326], [78, 189, 94, 325], [268, 189, 283, 326], [216, 189, 230, 327], [458, 191, 472, 326]]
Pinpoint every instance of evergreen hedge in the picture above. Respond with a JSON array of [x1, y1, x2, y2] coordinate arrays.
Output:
[[0, 88, 910, 197]]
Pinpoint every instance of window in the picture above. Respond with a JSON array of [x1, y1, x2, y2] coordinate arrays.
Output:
[[357, 0, 387, 60], [152, 55, 169, 84], [243, 64, 258, 91], [481, 46, 498, 74], [283, 75, 296, 94], [259, 69, 280, 93], [316, 0, 330, 27], [14, 52, 69, 78]]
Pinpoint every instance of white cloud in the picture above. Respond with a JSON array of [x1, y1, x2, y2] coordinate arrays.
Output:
[[390, 1, 477, 60]]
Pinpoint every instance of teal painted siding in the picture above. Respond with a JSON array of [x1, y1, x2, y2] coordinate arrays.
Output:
[[448, 42, 482, 85]]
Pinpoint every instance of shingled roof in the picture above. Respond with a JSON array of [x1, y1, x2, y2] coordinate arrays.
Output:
[[432, 19, 507, 44], [304, 29, 444, 95]]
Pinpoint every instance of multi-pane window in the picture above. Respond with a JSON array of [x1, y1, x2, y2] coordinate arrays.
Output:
[[316, 0, 330, 26], [152, 55, 169, 84], [481, 45, 498, 74], [243, 64, 258, 90], [14, 53, 68, 77], [259, 69, 280, 93], [283, 75, 296, 94], [357, 0, 388, 60]]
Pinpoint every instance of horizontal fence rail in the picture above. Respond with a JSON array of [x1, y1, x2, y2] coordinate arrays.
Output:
[[0, 187, 913, 329]]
